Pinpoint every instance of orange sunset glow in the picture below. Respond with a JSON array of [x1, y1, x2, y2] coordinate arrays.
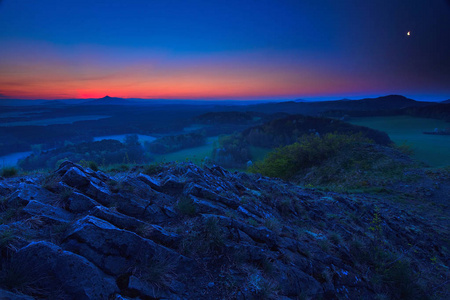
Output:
[[0, 41, 416, 100]]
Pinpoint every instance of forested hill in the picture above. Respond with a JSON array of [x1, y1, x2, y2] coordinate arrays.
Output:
[[241, 114, 392, 148], [241, 95, 431, 115]]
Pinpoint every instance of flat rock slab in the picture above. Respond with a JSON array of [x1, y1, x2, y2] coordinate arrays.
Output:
[[23, 200, 73, 223]]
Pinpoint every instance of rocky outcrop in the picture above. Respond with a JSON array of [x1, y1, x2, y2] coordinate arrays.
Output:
[[62, 215, 189, 277], [11, 241, 118, 299], [0, 161, 448, 299]]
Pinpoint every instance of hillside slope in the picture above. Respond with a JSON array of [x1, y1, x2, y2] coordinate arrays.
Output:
[[0, 162, 448, 299], [244, 95, 430, 116]]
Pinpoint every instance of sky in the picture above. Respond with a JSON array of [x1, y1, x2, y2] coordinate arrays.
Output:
[[0, 0, 449, 101]]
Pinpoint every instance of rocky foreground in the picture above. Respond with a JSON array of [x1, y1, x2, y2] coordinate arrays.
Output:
[[0, 161, 448, 299]]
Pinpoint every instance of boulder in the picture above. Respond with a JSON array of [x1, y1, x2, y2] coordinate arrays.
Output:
[[57, 162, 113, 206], [84, 179, 113, 206], [137, 173, 162, 191], [62, 216, 190, 276], [66, 191, 100, 213], [90, 206, 180, 247], [191, 195, 228, 215], [120, 176, 158, 198], [7, 183, 58, 206], [161, 175, 186, 193], [56, 160, 84, 176], [61, 167, 90, 189], [0, 182, 12, 197], [209, 165, 230, 177], [112, 193, 167, 223], [201, 214, 279, 249], [14, 241, 118, 300], [184, 183, 239, 209]]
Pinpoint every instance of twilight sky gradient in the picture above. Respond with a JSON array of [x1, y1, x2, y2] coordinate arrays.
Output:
[[0, 0, 449, 101]]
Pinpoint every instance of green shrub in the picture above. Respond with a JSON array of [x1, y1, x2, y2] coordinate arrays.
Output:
[[1, 167, 18, 178], [135, 250, 177, 288], [144, 163, 164, 175], [250, 133, 372, 180], [79, 160, 99, 171], [55, 158, 69, 169], [0, 230, 14, 249], [348, 238, 427, 299], [382, 260, 424, 299], [179, 217, 226, 256], [394, 141, 414, 156], [59, 188, 73, 202], [203, 216, 225, 253], [0, 207, 23, 224], [41, 173, 62, 191], [88, 161, 98, 171], [329, 232, 342, 245]]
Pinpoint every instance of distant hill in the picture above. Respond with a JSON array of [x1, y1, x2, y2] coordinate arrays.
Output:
[[402, 103, 450, 121], [80, 96, 137, 106], [246, 95, 430, 116], [40, 100, 67, 106], [442, 99, 450, 104]]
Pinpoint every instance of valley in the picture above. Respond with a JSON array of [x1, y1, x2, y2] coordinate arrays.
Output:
[[1, 95, 449, 299]]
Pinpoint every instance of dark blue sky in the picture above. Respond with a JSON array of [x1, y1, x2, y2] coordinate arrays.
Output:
[[0, 0, 449, 100]]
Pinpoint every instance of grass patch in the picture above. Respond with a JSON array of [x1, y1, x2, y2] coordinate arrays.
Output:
[[349, 116, 450, 167], [134, 250, 177, 288], [328, 232, 342, 245], [249, 133, 373, 180], [152, 137, 217, 165], [0, 229, 14, 249], [143, 163, 164, 176], [1, 167, 18, 178], [0, 207, 23, 225], [176, 195, 197, 216], [202, 216, 225, 253], [348, 238, 428, 299], [40, 173, 62, 192], [179, 216, 226, 256], [79, 160, 99, 171]]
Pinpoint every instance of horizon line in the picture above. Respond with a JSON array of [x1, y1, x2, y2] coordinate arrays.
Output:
[[0, 94, 448, 103]]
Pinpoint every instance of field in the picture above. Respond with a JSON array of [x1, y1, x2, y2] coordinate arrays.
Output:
[[249, 146, 271, 162], [348, 116, 450, 167], [153, 137, 218, 164]]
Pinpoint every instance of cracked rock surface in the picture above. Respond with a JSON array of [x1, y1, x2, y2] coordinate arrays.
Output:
[[0, 161, 448, 299]]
